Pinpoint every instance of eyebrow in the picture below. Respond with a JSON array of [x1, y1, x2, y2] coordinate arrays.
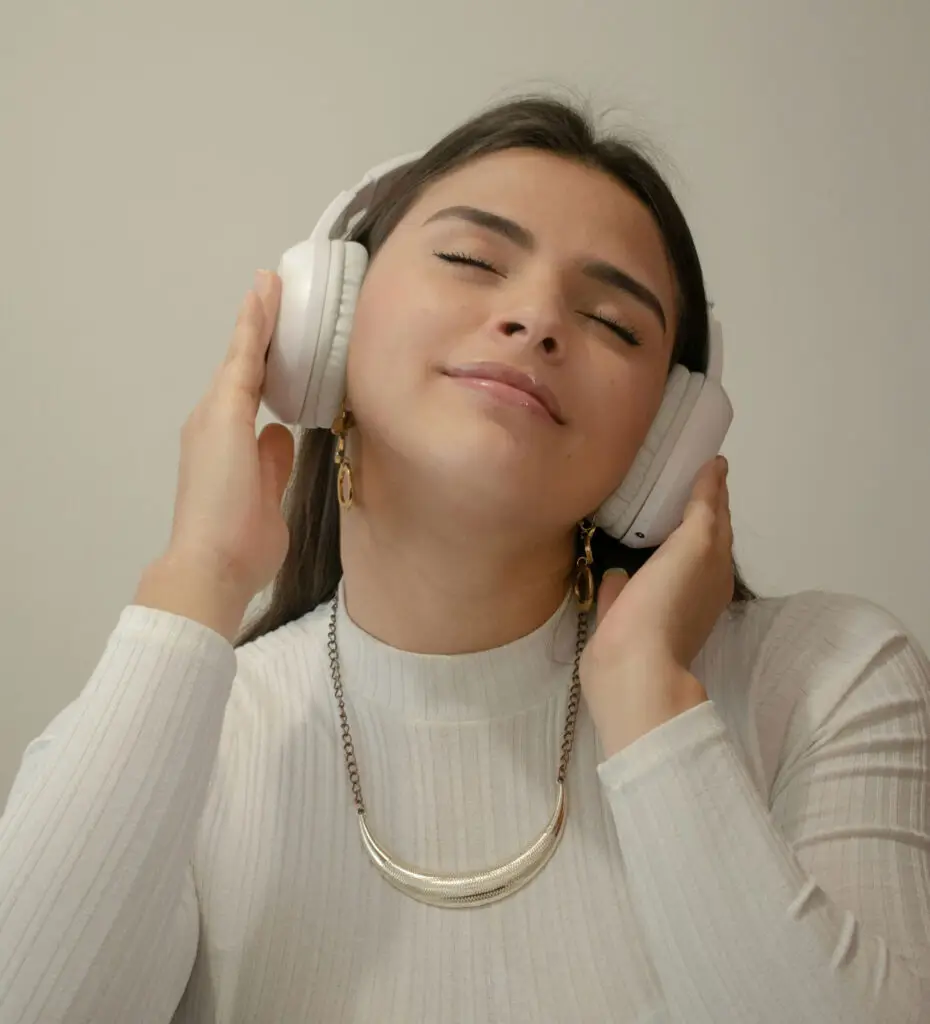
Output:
[[424, 204, 668, 332]]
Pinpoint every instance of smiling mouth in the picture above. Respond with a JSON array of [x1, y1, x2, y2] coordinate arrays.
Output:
[[442, 363, 564, 424]]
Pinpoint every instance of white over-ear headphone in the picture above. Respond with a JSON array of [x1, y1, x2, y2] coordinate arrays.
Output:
[[263, 153, 733, 549]]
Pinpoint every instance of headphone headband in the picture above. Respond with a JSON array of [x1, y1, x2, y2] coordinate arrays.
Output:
[[319, 152, 424, 242]]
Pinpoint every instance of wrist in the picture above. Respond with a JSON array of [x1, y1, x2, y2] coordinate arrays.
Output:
[[584, 653, 708, 759], [134, 553, 253, 642]]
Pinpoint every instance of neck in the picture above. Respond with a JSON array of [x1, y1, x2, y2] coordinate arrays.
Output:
[[339, 499, 575, 656]]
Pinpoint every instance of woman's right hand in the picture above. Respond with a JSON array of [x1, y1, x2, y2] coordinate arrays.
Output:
[[135, 271, 296, 640]]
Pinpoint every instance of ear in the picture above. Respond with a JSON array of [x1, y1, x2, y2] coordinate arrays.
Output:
[[595, 568, 629, 629]]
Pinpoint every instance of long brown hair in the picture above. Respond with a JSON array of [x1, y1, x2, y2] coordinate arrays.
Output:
[[236, 96, 754, 646]]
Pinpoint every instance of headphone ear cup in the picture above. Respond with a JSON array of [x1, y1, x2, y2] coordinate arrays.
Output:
[[299, 240, 368, 429], [262, 238, 368, 430], [597, 366, 695, 539], [597, 369, 732, 547]]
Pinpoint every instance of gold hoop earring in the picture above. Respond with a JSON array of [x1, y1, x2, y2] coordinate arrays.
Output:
[[331, 404, 355, 510], [573, 518, 596, 612]]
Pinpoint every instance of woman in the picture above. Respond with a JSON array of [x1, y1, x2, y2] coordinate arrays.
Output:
[[1, 97, 928, 1023]]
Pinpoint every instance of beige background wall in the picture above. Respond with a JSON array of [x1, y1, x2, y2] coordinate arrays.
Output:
[[2, 0, 929, 800]]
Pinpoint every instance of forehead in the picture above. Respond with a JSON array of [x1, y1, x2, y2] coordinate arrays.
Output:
[[405, 149, 675, 289]]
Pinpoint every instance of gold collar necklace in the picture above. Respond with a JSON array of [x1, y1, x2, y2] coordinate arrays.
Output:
[[326, 591, 588, 908]]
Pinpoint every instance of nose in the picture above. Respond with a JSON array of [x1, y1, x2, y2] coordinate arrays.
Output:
[[492, 285, 567, 359], [496, 319, 561, 357]]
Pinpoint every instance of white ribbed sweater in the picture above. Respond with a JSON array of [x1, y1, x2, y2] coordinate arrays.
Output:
[[1, 585, 929, 1023]]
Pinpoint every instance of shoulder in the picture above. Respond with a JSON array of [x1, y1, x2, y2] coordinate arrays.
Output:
[[235, 601, 333, 672], [729, 589, 910, 668], [741, 588, 923, 710], [699, 590, 928, 791], [194, 605, 344, 865], [707, 588, 916, 685], [223, 602, 335, 738]]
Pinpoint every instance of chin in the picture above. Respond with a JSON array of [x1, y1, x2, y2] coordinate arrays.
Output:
[[359, 392, 573, 517], [422, 426, 555, 512], [433, 404, 546, 460]]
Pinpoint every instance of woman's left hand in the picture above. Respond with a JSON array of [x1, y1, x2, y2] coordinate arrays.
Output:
[[580, 455, 735, 757]]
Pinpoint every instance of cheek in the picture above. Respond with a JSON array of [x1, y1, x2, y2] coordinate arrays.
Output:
[[344, 263, 419, 411], [347, 266, 405, 369], [345, 257, 485, 404], [574, 362, 667, 490]]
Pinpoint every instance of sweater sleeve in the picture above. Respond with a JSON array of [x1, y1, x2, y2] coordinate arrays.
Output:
[[0, 605, 238, 1024], [596, 601, 930, 1023]]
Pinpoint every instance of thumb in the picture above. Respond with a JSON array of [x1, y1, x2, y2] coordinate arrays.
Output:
[[595, 568, 629, 629], [258, 422, 296, 507]]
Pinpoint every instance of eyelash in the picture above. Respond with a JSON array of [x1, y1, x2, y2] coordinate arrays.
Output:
[[432, 250, 643, 348], [588, 313, 643, 348], [434, 250, 500, 273]]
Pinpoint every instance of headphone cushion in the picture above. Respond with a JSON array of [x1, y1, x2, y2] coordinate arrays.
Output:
[[299, 241, 368, 429], [596, 365, 699, 538]]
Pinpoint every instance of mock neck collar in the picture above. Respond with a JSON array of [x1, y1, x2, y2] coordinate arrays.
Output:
[[331, 578, 584, 722]]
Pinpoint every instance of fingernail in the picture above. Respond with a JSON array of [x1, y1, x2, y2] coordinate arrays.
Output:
[[254, 269, 270, 291], [603, 568, 629, 580]]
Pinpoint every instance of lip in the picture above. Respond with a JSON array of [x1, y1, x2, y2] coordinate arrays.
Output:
[[443, 362, 564, 423]]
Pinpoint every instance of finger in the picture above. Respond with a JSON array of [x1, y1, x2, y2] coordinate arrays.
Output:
[[717, 459, 731, 516], [254, 270, 281, 355], [219, 273, 280, 401], [226, 286, 265, 366], [718, 478, 733, 548], [595, 568, 629, 629], [258, 422, 296, 506], [683, 456, 723, 523]]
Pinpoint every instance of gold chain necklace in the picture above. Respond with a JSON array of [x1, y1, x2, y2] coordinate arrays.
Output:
[[327, 591, 588, 909]]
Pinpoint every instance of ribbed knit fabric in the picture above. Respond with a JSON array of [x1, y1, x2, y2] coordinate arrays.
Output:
[[1, 584, 929, 1023]]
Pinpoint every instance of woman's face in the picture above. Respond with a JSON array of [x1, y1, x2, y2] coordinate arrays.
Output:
[[346, 148, 679, 533]]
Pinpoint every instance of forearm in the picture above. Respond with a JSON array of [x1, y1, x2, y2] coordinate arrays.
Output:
[[0, 606, 235, 1020], [597, 704, 927, 1022]]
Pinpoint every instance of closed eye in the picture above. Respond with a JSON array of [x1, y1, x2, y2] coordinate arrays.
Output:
[[433, 250, 503, 275], [584, 313, 643, 347], [435, 251, 642, 347]]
